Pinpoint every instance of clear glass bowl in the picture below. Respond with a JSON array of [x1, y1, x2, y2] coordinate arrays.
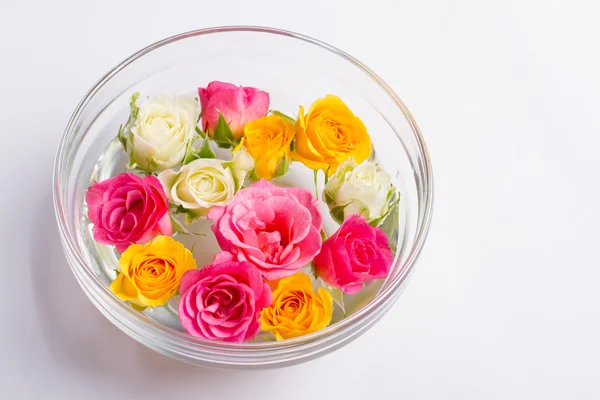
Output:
[[53, 26, 433, 368]]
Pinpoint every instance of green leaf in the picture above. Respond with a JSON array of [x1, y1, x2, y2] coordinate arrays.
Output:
[[117, 124, 126, 149], [273, 153, 290, 179], [129, 92, 140, 119], [222, 148, 254, 190], [329, 203, 350, 225], [370, 191, 401, 228], [130, 302, 147, 312], [125, 162, 156, 176], [270, 110, 296, 125], [323, 189, 335, 205], [183, 136, 216, 164], [118, 92, 141, 165], [195, 126, 206, 138], [170, 215, 206, 235], [182, 149, 199, 165], [171, 205, 187, 214], [252, 333, 277, 342], [197, 137, 216, 159], [376, 193, 401, 255], [248, 168, 259, 182], [308, 263, 318, 279], [212, 113, 235, 148], [320, 229, 328, 242]]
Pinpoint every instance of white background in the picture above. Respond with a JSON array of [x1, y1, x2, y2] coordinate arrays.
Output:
[[1, 0, 599, 398]]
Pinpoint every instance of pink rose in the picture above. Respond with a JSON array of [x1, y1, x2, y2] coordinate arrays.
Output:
[[313, 215, 393, 294], [178, 258, 271, 342], [85, 173, 172, 252], [208, 179, 322, 280], [198, 81, 269, 139]]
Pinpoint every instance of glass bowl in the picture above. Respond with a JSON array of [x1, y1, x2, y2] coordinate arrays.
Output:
[[53, 26, 433, 368]]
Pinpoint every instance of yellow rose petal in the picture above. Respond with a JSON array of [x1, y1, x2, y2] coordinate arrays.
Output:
[[260, 272, 334, 340], [109, 273, 139, 302], [110, 235, 196, 308], [237, 115, 294, 180], [293, 95, 372, 175]]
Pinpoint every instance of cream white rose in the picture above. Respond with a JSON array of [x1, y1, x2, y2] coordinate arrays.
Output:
[[157, 149, 254, 222], [323, 158, 397, 225], [126, 94, 199, 172]]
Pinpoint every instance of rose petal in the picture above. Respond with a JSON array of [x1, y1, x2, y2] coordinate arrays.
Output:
[[179, 270, 203, 295]]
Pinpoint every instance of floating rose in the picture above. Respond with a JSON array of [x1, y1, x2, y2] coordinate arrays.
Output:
[[178, 259, 271, 342], [157, 148, 254, 221], [120, 94, 199, 172], [85, 173, 172, 252], [235, 115, 294, 180], [314, 215, 393, 294], [261, 273, 333, 340], [323, 157, 398, 225], [293, 95, 372, 175], [110, 236, 196, 308], [198, 81, 269, 141], [208, 179, 322, 280]]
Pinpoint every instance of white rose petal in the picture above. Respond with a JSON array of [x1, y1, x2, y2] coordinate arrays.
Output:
[[323, 157, 397, 225], [157, 152, 254, 222], [129, 95, 199, 172]]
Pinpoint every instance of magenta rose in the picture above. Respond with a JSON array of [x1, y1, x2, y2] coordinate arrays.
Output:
[[85, 173, 172, 252], [314, 215, 393, 294], [198, 81, 269, 139], [178, 259, 271, 342], [208, 179, 323, 280]]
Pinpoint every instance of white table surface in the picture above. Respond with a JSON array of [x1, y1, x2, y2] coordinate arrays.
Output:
[[2, 0, 599, 398]]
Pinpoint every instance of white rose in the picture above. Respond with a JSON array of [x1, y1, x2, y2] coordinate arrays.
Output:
[[127, 94, 199, 172], [157, 149, 254, 222], [323, 158, 397, 225]]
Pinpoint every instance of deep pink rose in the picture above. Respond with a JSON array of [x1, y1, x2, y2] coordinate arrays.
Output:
[[313, 215, 393, 294], [198, 81, 269, 139], [178, 259, 272, 342], [85, 173, 172, 252], [208, 179, 322, 280]]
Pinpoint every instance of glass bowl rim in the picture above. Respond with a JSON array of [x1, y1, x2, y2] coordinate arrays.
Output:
[[53, 25, 434, 354]]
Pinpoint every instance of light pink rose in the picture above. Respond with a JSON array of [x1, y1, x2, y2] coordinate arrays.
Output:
[[198, 81, 269, 139], [178, 259, 271, 342], [208, 179, 323, 280], [313, 215, 393, 294], [85, 173, 172, 252]]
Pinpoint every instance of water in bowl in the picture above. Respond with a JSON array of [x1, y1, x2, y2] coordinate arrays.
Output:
[[78, 138, 404, 340]]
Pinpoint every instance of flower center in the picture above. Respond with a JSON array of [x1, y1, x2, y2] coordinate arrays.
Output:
[[282, 295, 304, 318], [350, 239, 376, 271]]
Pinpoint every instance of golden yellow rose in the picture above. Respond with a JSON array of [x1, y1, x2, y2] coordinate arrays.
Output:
[[234, 115, 294, 180], [260, 273, 333, 340], [293, 95, 372, 175], [109, 235, 196, 308]]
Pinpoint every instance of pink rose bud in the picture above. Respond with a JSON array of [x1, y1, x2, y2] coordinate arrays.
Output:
[[198, 81, 270, 139], [208, 179, 323, 281], [178, 260, 272, 342], [314, 215, 393, 294], [85, 173, 172, 252]]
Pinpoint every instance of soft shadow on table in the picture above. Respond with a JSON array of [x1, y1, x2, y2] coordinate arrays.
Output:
[[29, 193, 249, 387]]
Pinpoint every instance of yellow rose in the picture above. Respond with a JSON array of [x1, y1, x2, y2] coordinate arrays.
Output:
[[293, 95, 372, 175], [260, 273, 333, 340], [109, 235, 196, 308], [234, 115, 294, 180]]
